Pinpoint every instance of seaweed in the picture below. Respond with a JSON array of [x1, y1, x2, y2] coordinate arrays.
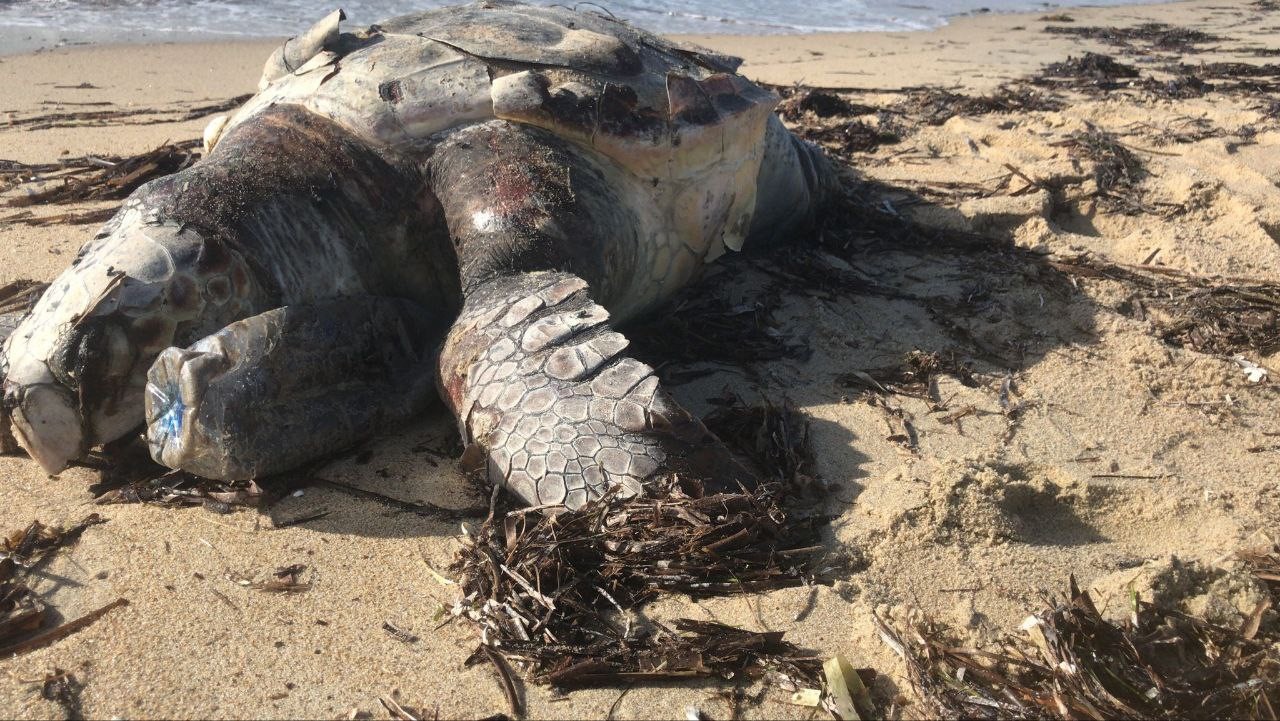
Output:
[[448, 396, 833, 691], [877, 574, 1279, 720], [893, 86, 1064, 126], [775, 88, 878, 121], [0, 279, 47, 319], [4, 94, 250, 131], [803, 119, 903, 156], [1043, 23, 1221, 52], [0, 281, 47, 457], [628, 271, 810, 384], [808, 172, 1000, 257], [1, 515, 122, 660], [1164, 62, 1280, 94], [450, 480, 829, 687], [1037, 53, 1140, 90], [1, 207, 118, 227], [92, 468, 266, 509], [1143, 73, 1215, 99], [838, 349, 979, 401], [1052, 256, 1280, 357], [40, 667, 86, 721], [3, 515, 107, 569], [3, 140, 200, 209], [702, 392, 814, 489], [1240, 542, 1280, 605], [1055, 125, 1156, 215]]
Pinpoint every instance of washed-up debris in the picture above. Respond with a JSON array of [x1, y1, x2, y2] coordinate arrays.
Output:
[[1162, 61, 1280, 95], [1, 515, 121, 659], [1234, 356, 1271, 383], [1, 279, 48, 451], [450, 396, 832, 691], [775, 88, 878, 121], [3, 94, 251, 131], [1038, 53, 1140, 90], [40, 667, 85, 721], [1144, 73, 1215, 99], [468, 644, 523, 718], [1056, 125, 1155, 215], [803, 119, 903, 156], [775, 83, 1062, 152], [3, 140, 200, 209], [227, 563, 312, 594], [94, 468, 265, 508], [379, 696, 429, 720], [270, 509, 331, 529], [1043, 23, 1221, 52], [839, 350, 979, 401], [1052, 256, 1280, 357], [450, 479, 830, 686], [0, 279, 47, 319], [770, 87, 903, 155], [0, 598, 129, 659], [4, 515, 107, 569], [629, 275, 809, 383], [256, 564, 312, 593], [823, 655, 875, 720], [876, 573, 1278, 720], [382, 620, 419, 644], [1240, 542, 1280, 602], [2, 207, 118, 227], [824, 655, 875, 717], [894, 86, 1064, 126], [703, 391, 815, 491], [1029, 55, 1280, 99]]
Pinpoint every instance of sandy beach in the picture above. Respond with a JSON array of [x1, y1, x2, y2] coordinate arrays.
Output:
[[2, 0, 1279, 718]]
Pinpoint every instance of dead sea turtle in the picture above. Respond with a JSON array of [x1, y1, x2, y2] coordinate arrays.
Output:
[[0, 1, 836, 509]]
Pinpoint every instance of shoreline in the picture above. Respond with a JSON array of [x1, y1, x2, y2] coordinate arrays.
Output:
[[0, 0, 1250, 99], [0, 0, 1179, 58], [0, 0, 1177, 56]]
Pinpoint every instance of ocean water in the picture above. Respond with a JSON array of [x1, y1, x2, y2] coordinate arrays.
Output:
[[0, 0, 1156, 50]]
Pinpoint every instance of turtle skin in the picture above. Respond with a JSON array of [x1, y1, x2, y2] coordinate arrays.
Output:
[[0, 1, 836, 509]]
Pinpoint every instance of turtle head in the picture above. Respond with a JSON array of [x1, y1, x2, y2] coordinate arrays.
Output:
[[3, 202, 255, 474]]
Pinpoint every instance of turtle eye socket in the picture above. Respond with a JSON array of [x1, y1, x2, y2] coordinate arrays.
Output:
[[50, 318, 136, 412]]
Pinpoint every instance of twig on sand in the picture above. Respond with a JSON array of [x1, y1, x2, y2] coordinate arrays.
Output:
[[0, 598, 129, 659]]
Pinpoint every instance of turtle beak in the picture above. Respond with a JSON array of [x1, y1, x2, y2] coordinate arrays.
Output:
[[3, 380, 86, 475]]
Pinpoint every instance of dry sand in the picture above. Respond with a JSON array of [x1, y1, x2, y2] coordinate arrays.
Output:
[[2, 0, 1279, 718]]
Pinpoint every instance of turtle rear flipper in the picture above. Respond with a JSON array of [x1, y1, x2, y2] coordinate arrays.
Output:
[[438, 270, 755, 509], [144, 296, 441, 479]]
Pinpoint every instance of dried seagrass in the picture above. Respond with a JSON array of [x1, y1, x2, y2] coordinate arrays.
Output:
[[1, 515, 109, 653], [450, 478, 829, 687], [877, 575, 1279, 720], [1042, 23, 1220, 52], [4, 140, 200, 208], [1052, 257, 1280, 357], [893, 87, 1063, 126]]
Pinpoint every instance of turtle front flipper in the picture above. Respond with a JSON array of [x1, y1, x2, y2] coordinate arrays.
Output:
[[144, 296, 441, 479], [428, 120, 756, 508], [438, 270, 755, 509]]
